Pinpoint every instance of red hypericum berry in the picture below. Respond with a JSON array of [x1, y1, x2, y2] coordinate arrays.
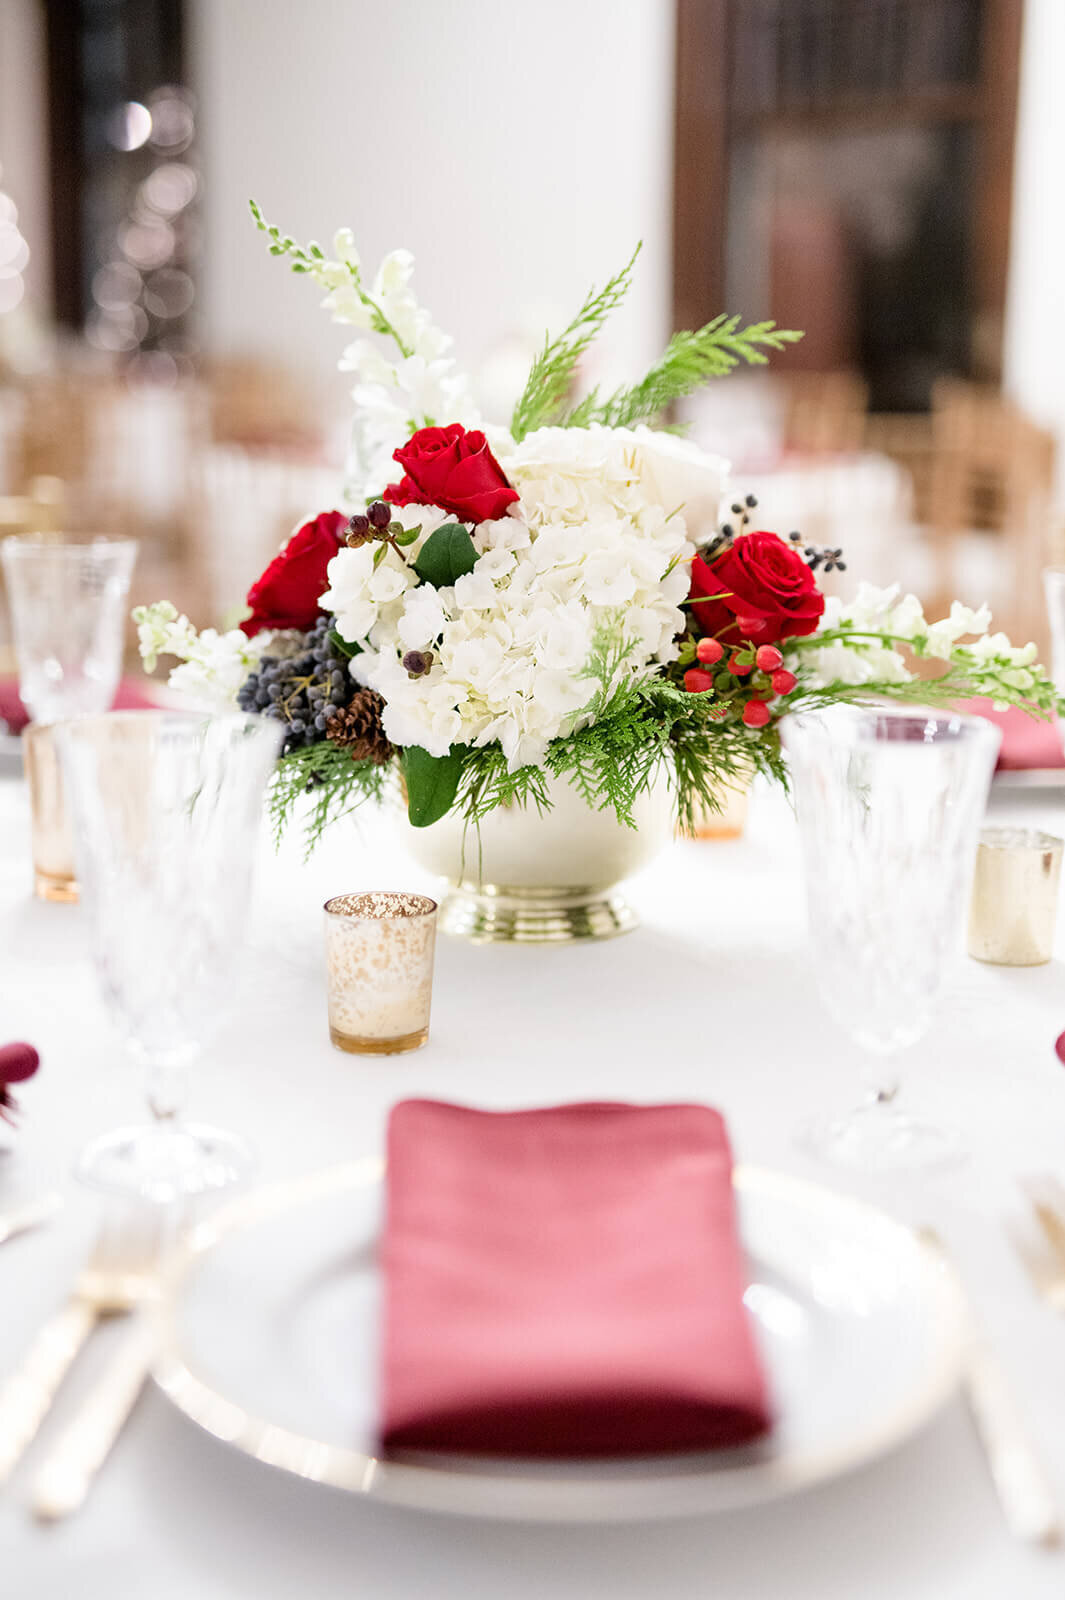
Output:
[[684, 667, 714, 694], [755, 645, 783, 672], [742, 699, 771, 728], [368, 501, 392, 530], [728, 653, 753, 676], [696, 637, 724, 665], [735, 615, 762, 637], [771, 668, 798, 696]]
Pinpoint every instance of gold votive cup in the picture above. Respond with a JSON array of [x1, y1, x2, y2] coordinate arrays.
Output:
[[323, 890, 437, 1055], [968, 828, 1062, 967], [23, 722, 78, 902]]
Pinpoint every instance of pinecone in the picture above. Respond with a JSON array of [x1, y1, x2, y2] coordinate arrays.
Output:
[[325, 689, 394, 765]]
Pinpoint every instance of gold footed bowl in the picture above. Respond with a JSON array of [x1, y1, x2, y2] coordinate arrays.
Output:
[[399, 773, 674, 944]]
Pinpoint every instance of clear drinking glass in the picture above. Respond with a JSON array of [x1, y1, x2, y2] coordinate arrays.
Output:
[[780, 703, 1001, 1170], [56, 710, 283, 1200], [1, 536, 138, 722], [23, 722, 78, 901]]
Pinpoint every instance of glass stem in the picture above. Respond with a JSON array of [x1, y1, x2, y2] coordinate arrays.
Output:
[[146, 1060, 188, 1122], [860, 1059, 900, 1107]]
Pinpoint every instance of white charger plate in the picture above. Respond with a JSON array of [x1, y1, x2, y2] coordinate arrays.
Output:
[[153, 1160, 965, 1522]]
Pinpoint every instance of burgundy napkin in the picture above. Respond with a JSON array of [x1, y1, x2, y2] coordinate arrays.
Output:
[[0, 678, 162, 735], [0, 1041, 39, 1125], [380, 1100, 772, 1458], [961, 698, 1064, 771]]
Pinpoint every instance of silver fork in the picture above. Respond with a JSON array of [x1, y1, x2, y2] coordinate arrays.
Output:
[[0, 1209, 162, 1485]]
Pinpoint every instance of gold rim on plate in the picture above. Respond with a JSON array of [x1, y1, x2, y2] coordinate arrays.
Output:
[[151, 1160, 966, 1522]]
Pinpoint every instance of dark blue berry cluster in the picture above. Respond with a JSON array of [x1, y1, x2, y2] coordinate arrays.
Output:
[[237, 615, 355, 753]]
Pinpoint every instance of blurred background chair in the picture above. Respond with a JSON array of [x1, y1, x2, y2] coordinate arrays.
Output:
[[926, 380, 1056, 650]]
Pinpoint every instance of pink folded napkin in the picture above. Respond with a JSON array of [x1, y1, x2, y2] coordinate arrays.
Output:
[[962, 698, 1064, 771], [380, 1100, 772, 1458], [0, 678, 163, 734]]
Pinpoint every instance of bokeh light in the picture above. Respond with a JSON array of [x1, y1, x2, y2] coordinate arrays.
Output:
[[141, 267, 194, 319], [118, 217, 175, 270], [141, 163, 198, 217], [0, 274, 25, 314], [107, 101, 153, 152], [92, 261, 143, 310], [147, 88, 196, 153]]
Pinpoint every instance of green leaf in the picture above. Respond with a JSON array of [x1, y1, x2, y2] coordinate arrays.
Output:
[[392, 522, 421, 547], [403, 744, 468, 828], [413, 523, 478, 588]]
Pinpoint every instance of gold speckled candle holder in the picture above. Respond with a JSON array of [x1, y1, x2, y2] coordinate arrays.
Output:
[[323, 890, 438, 1055]]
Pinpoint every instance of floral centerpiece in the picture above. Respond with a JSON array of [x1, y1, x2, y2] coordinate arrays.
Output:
[[136, 204, 1062, 941]]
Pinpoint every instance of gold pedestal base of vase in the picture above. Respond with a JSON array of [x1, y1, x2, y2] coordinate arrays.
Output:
[[437, 883, 639, 944]]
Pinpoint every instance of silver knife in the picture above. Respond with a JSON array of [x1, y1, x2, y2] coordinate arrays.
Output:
[[0, 1193, 63, 1247]]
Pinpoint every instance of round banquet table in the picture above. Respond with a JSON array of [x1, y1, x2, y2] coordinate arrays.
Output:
[[3, 762, 1065, 1600]]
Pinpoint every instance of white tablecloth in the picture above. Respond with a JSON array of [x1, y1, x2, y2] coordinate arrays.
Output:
[[3, 770, 1065, 1599]]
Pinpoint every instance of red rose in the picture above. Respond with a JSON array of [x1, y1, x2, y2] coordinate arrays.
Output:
[[688, 531, 824, 649], [383, 424, 518, 525], [240, 510, 347, 638]]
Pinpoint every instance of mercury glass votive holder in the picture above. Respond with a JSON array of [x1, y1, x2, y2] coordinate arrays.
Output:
[[23, 722, 78, 902], [324, 891, 438, 1055], [968, 828, 1063, 967]]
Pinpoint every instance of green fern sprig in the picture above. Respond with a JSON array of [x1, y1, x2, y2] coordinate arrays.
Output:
[[268, 739, 392, 859], [510, 245, 642, 441], [573, 316, 804, 430]]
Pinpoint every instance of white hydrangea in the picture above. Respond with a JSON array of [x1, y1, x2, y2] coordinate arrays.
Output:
[[132, 601, 268, 708], [322, 427, 725, 769]]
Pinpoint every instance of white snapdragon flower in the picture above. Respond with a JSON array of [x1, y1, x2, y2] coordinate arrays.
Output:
[[333, 228, 360, 269], [887, 592, 927, 640], [134, 600, 196, 672], [967, 631, 1037, 667], [132, 602, 267, 708], [925, 599, 992, 657], [797, 640, 911, 688], [320, 285, 373, 328]]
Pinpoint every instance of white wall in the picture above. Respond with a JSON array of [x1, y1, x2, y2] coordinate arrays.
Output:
[[1003, 0, 1065, 499], [190, 0, 675, 422]]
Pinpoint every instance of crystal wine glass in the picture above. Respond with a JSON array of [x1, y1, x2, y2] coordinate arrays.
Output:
[[56, 710, 283, 1200], [1, 536, 138, 722], [780, 702, 1001, 1170]]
